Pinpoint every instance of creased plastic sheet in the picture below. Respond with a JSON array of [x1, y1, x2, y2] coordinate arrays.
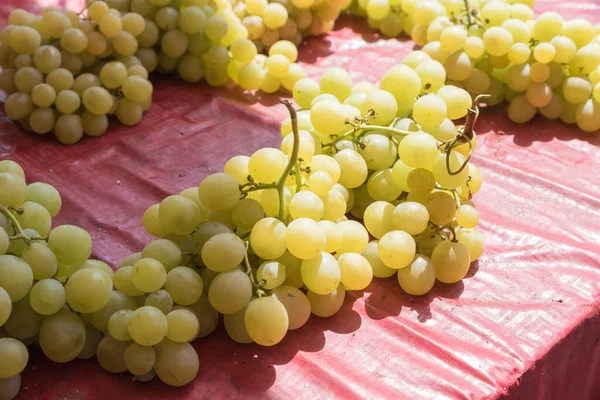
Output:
[[1, 1, 600, 399]]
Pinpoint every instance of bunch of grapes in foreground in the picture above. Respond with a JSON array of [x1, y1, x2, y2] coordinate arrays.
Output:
[[354, 0, 600, 132], [0, 62, 485, 398]]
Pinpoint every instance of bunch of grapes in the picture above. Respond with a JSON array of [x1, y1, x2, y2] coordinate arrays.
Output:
[[0, 159, 205, 396], [353, 0, 600, 132], [0, 6, 154, 144]]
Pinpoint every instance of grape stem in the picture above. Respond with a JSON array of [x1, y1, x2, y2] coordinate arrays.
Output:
[[243, 240, 265, 297], [322, 125, 412, 150], [277, 100, 300, 222], [0, 204, 41, 246], [414, 222, 457, 242], [445, 94, 490, 176], [463, 0, 473, 27]]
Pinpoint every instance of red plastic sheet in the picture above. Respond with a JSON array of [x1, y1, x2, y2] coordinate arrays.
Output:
[[2, 1, 600, 399]]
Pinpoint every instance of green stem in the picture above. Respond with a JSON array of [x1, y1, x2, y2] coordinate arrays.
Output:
[[414, 222, 455, 241], [294, 163, 302, 192], [0, 204, 34, 246], [276, 101, 300, 222], [243, 183, 276, 193], [464, 0, 473, 26], [243, 240, 264, 297], [361, 125, 412, 137]]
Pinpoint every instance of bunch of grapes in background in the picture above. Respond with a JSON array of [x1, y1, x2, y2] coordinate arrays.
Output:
[[354, 0, 600, 132], [0, 6, 154, 143]]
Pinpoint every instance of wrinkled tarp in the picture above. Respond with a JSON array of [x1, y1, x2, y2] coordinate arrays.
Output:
[[1, 1, 600, 399]]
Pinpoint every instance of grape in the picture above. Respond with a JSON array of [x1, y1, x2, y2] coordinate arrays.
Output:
[[378, 230, 416, 270], [431, 240, 471, 283], [437, 85, 472, 120], [97, 335, 129, 373], [163, 309, 199, 344], [198, 173, 241, 211], [456, 227, 484, 261], [114, 266, 145, 297], [108, 310, 134, 341], [413, 94, 447, 130], [307, 283, 345, 317], [301, 251, 341, 295], [534, 12, 564, 42], [39, 309, 86, 363], [122, 76, 153, 102], [144, 290, 173, 315], [244, 296, 288, 346], [90, 291, 136, 332], [0, 375, 21, 400], [0, 255, 33, 302], [124, 343, 155, 376], [207, 268, 252, 314], [65, 268, 113, 313], [336, 220, 369, 255], [61, 28, 88, 54], [164, 267, 203, 306], [128, 306, 168, 346], [142, 239, 182, 271], [362, 240, 396, 278], [130, 258, 166, 293], [77, 322, 102, 360], [10, 26, 41, 55], [99, 13, 123, 37], [0, 286, 9, 327], [338, 253, 373, 290], [154, 339, 199, 386], [0, 338, 28, 379], [334, 149, 368, 189], [393, 201, 430, 235], [201, 233, 245, 272], [29, 279, 65, 315], [3, 296, 42, 339], [363, 201, 395, 240], [4, 92, 33, 121], [397, 255, 436, 296], [82, 259, 114, 280], [576, 99, 600, 132], [250, 217, 287, 260]]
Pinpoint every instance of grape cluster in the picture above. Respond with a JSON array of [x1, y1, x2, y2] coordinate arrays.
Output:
[[353, 0, 600, 132], [0, 159, 203, 395], [0, 59, 486, 395], [0, 7, 154, 144]]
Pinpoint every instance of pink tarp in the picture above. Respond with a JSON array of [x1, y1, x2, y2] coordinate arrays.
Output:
[[2, 1, 600, 399]]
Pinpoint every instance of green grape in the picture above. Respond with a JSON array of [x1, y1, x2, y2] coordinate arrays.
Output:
[[397, 254, 436, 296], [128, 306, 167, 346], [131, 258, 166, 293], [4, 92, 33, 121], [367, 169, 402, 202], [455, 204, 479, 228], [533, 11, 563, 42], [97, 335, 129, 373], [357, 134, 396, 170], [164, 267, 203, 306], [363, 201, 395, 239], [145, 290, 173, 315], [338, 252, 373, 291], [456, 227, 484, 261], [393, 201, 429, 235], [198, 173, 241, 211], [307, 283, 345, 317], [508, 42, 531, 64], [250, 217, 287, 259], [39, 309, 85, 363], [114, 266, 145, 297], [319, 67, 352, 101], [311, 155, 341, 183], [208, 269, 251, 314], [124, 343, 155, 376], [65, 267, 113, 313], [432, 152, 469, 189], [166, 309, 199, 343], [576, 99, 600, 132], [526, 82, 552, 108], [365, 90, 397, 125], [0, 172, 27, 207], [378, 230, 416, 270], [3, 296, 42, 339], [20, 242, 57, 280], [337, 220, 369, 255], [402, 51, 431, 70], [0, 286, 9, 327], [437, 85, 472, 121], [431, 240, 471, 283], [77, 321, 102, 360], [284, 218, 326, 260], [288, 191, 323, 221], [272, 285, 311, 330], [244, 296, 288, 346], [89, 290, 136, 332], [483, 26, 514, 57], [563, 76, 592, 105], [29, 279, 65, 315], [201, 233, 245, 272], [82, 259, 114, 280], [501, 18, 531, 43], [141, 239, 182, 272], [334, 149, 368, 189], [530, 62, 550, 83], [156, 195, 201, 236], [0, 374, 21, 399], [0, 255, 33, 302], [108, 309, 133, 341], [223, 304, 253, 344], [0, 338, 28, 379], [14, 201, 51, 237], [533, 42, 556, 64], [154, 339, 199, 386], [362, 241, 395, 278], [415, 60, 446, 92], [301, 251, 341, 295], [413, 94, 447, 130], [121, 76, 153, 103], [119, 252, 143, 268]]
